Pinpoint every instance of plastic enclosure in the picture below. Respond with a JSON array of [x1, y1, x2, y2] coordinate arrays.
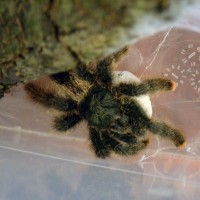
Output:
[[1, 5, 200, 200]]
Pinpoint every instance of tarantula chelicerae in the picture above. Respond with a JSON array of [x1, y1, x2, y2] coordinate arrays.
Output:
[[25, 46, 185, 158]]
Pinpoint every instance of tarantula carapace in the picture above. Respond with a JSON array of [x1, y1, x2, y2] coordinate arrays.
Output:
[[25, 46, 186, 158]]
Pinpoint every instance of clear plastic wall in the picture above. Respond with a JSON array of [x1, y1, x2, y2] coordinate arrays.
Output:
[[1, 3, 200, 200]]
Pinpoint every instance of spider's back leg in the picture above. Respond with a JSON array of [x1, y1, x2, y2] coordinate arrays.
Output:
[[25, 81, 77, 112], [75, 46, 128, 85], [96, 46, 129, 86], [75, 63, 96, 83], [114, 78, 176, 96]]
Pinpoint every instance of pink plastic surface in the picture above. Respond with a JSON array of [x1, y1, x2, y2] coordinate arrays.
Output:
[[1, 4, 200, 200]]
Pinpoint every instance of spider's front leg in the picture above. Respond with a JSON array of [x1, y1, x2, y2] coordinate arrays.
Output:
[[120, 97, 185, 147], [147, 121, 186, 147], [114, 78, 176, 96], [101, 131, 149, 156], [89, 127, 111, 158], [110, 131, 137, 144], [54, 114, 82, 132], [88, 126, 144, 158]]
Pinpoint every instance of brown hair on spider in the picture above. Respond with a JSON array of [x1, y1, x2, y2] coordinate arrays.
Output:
[[25, 46, 185, 158]]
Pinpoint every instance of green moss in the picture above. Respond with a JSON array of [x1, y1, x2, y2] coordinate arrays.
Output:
[[0, 0, 171, 97]]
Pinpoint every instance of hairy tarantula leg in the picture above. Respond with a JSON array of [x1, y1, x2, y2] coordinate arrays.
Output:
[[75, 46, 128, 84], [53, 114, 82, 132], [89, 128, 111, 158], [147, 121, 186, 147], [96, 46, 129, 85], [110, 131, 137, 143], [99, 46, 129, 67], [101, 132, 149, 156], [75, 63, 96, 83], [114, 78, 176, 96], [122, 97, 150, 123], [115, 139, 149, 156], [25, 82, 77, 111]]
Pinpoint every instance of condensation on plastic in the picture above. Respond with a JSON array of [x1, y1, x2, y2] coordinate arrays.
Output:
[[1, 5, 200, 200]]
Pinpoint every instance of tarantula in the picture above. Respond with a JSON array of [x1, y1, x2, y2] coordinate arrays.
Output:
[[25, 46, 185, 158]]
